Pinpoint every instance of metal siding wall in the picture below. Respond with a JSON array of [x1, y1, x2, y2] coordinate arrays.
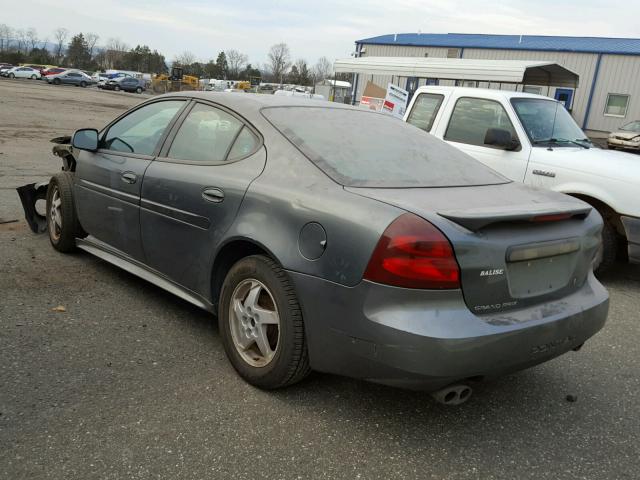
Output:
[[585, 55, 640, 132], [355, 44, 450, 101], [462, 48, 598, 126]]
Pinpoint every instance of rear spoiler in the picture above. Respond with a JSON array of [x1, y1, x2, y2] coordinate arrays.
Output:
[[438, 203, 592, 231]]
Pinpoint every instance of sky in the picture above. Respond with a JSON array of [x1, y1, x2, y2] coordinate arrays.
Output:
[[1, 0, 638, 67]]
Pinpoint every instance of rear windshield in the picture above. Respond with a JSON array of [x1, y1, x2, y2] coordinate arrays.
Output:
[[262, 106, 508, 187]]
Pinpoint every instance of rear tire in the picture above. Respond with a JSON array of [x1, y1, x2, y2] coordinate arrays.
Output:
[[8, 73, 14, 79], [219, 255, 311, 389], [31, 74, 37, 79], [80, 81, 87, 88], [114, 85, 120, 91], [53, 78, 61, 85], [135, 86, 142, 94], [46, 172, 86, 253]]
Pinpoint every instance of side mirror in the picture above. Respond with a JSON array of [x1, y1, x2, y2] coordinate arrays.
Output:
[[72, 128, 99, 152], [484, 128, 520, 151]]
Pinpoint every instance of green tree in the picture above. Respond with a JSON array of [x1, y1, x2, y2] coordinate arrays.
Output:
[[215, 51, 228, 79], [65, 33, 91, 69], [27, 47, 53, 65]]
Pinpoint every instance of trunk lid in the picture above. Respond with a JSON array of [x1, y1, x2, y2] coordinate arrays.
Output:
[[347, 182, 601, 315]]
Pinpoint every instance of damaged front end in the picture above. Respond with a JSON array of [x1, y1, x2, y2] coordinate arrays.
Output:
[[17, 135, 76, 234]]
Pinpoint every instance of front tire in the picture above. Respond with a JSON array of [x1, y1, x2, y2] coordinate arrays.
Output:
[[46, 172, 85, 252], [8, 73, 14, 79], [80, 81, 87, 88], [135, 86, 142, 94], [31, 74, 37, 79], [219, 255, 310, 389], [53, 78, 61, 85], [595, 215, 618, 275], [114, 85, 120, 91]]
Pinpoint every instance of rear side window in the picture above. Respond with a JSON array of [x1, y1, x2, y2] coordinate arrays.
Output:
[[168, 103, 244, 163], [263, 106, 507, 188], [228, 127, 259, 160], [102, 100, 184, 156], [444, 97, 517, 147], [406, 93, 444, 132]]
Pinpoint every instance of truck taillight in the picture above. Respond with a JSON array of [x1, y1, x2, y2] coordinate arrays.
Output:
[[364, 213, 460, 289]]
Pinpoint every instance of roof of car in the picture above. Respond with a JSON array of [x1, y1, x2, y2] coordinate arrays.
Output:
[[413, 85, 556, 101], [165, 91, 351, 118]]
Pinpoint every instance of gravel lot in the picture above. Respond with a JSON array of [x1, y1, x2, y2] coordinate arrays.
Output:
[[1, 79, 639, 480]]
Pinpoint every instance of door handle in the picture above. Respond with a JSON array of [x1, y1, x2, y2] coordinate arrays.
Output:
[[121, 172, 137, 184], [532, 169, 556, 178], [202, 187, 225, 203]]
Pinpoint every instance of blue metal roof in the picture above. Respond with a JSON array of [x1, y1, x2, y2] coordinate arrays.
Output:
[[356, 33, 640, 55]]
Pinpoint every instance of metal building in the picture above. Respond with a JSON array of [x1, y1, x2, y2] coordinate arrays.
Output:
[[351, 33, 640, 133]]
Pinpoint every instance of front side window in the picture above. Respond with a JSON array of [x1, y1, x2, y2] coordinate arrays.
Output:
[[405, 93, 444, 133], [444, 97, 517, 147], [167, 103, 244, 162], [511, 98, 589, 147], [102, 100, 184, 155], [605, 94, 630, 117]]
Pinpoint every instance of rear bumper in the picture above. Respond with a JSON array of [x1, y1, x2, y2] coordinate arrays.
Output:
[[290, 272, 609, 390], [621, 215, 640, 264]]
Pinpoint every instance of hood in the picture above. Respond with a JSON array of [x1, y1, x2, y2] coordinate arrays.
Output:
[[532, 145, 640, 183], [610, 131, 640, 140]]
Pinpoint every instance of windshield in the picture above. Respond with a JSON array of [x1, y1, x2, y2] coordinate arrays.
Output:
[[262, 106, 508, 188], [511, 98, 589, 147], [620, 121, 640, 132]]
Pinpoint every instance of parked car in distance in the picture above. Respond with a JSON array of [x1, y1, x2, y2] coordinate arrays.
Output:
[[0, 64, 16, 75], [99, 76, 145, 93], [18, 93, 609, 403], [404, 86, 640, 271], [46, 70, 94, 87], [3, 66, 41, 79], [608, 120, 640, 151], [42, 67, 66, 77]]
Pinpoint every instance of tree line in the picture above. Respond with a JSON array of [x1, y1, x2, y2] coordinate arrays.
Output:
[[0, 24, 334, 85]]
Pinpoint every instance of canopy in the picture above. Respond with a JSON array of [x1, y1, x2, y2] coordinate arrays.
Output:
[[333, 57, 579, 88]]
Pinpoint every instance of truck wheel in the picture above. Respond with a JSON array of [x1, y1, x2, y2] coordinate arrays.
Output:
[[219, 255, 311, 389], [46, 172, 86, 253], [595, 217, 618, 275]]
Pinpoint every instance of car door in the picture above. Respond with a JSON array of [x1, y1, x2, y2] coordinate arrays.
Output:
[[16, 67, 28, 78], [439, 96, 531, 182], [140, 101, 266, 294], [74, 99, 188, 260]]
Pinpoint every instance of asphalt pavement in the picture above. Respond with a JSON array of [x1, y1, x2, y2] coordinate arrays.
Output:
[[1, 78, 639, 480]]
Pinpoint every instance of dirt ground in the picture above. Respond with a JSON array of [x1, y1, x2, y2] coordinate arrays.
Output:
[[1, 78, 639, 480]]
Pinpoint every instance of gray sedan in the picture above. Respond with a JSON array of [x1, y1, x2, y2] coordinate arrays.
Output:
[[20, 93, 608, 404], [46, 70, 94, 87]]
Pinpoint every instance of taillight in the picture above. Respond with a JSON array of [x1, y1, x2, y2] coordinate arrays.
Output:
[[364, 213, 460, 289]]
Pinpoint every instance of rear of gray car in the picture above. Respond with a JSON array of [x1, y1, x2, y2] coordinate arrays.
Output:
[[257, 105, 608, 392]]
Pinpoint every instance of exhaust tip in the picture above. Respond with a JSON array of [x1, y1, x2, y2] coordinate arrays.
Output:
[[431, 384, 473, 406]]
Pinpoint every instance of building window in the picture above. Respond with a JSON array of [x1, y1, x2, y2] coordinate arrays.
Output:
[[523, 85, 543, 95], [604, 94, 630, 117], [447, 48, 460, 58]]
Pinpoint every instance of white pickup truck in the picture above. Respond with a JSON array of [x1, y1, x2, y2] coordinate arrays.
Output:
[[404, 86, 639, 270]]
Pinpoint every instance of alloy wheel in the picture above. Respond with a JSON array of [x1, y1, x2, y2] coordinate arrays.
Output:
[[229, 279, 280, 367], [48, 186, 62, 241]]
